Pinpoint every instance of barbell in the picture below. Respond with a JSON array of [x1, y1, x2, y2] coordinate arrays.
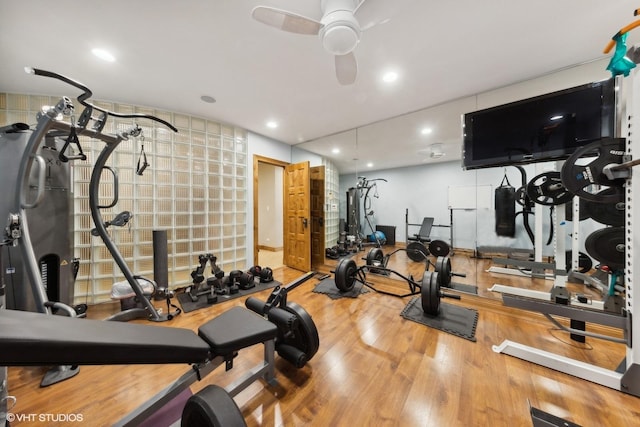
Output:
[[333, 256, 461, 316]]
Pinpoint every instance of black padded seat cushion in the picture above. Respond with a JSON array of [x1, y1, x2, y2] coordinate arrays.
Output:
[[0, 309, 210, 366], [198, 307, 277, 356]]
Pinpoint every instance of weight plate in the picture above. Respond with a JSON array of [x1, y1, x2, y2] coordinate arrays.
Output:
[[585, 227, 625, 269], [526, 171, 573, 206], [282, 302, 320, 362], [334, 258, 357, 292], [435, 256, 452, 288], [583, 188, 624, 226], [406, 241, 428, 262], [516, 186, 534, 209], [182, 384, 246, 427], [565, 251, 593, 274], [428, 240, 450, 257], [366, 247, 384, 266], [561, 138, 626, 203], [421, 271, 440, 316]]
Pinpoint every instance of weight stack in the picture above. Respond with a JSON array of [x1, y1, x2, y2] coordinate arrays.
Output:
[[153, 230, 169, 300]]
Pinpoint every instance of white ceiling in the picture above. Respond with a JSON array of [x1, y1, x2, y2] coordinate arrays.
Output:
[[1, 1, 638, 173]]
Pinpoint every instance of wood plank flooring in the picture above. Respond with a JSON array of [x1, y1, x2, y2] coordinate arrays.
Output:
[[6, 247, 640, 426]]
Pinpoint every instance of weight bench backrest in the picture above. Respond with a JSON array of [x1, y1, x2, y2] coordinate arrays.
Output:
[[415, 217, 434, 241]]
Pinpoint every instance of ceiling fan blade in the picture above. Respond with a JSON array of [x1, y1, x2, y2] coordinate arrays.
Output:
[[353, 0, 386, 30], [335, 52, 357, 85], [251, 6, 322, 35]]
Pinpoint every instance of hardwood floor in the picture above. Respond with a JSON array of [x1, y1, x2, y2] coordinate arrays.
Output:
[[6, 247, 640, 426]]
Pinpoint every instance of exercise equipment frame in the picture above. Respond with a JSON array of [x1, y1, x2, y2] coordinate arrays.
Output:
[[9, 68, 181, 322], [492, 70, 640, 397]]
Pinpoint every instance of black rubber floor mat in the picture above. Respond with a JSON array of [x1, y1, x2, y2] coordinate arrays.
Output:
[[400, 297, 478, 342], [177, 280, 281, 313], [313, 278, 369, 299]]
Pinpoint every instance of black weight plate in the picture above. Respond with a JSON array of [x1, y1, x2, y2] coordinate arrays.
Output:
[[366, 247, 384, 266], [421, 271, 440, 315], [435, 256, 452, 287], [428, 240, 450, 257], [282, 301, 320, 362], [561, 138, 626, 203], [583, 188, 625, 226], [585, 227, 625, 269], [334, 258, 357, 292], [181, 384, 247, 427], [526, 171, 573, 206], [407, 241, 428, 262], [565, 251, 593, 273], [516, 186, 534, 209]]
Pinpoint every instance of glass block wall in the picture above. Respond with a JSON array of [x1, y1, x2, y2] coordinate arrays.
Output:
[[0, 92, 248, 305], [323, 159, 340, 248]]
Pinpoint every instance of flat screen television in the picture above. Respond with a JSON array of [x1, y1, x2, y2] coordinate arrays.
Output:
[[462, 78, 617, 170]]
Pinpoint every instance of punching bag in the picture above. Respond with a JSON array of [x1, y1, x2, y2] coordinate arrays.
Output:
[[495, 174, 516, 237]]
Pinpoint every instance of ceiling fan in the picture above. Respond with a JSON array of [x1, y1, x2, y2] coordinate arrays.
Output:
[[251, 0, 387, 85]]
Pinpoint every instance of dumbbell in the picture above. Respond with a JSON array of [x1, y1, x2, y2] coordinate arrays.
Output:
[[227, 270, 254, 292], [433, 256, 466, 288], [249, 265, 274, 283]]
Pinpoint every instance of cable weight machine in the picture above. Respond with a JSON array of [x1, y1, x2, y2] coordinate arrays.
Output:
[[345, 176, 388, 251], [4, 68, 181, 324]]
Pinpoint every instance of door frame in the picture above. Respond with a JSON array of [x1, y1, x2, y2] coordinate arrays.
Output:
[[253, 155, 289, 265]]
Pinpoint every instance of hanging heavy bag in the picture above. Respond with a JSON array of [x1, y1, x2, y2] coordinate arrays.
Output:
[[495, 174, 516, 237]]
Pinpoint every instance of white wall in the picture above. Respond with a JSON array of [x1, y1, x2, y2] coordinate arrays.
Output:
[[257, 163, 283, 248], [247, 132, 292, 264]]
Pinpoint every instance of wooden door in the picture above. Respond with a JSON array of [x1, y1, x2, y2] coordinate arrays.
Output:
[[310, 166, 325, 268], [283, 161, 311, 272]]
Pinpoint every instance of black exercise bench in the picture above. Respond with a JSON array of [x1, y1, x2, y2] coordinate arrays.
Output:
[[0, 306, 281, 426], [408, 217, 434, 243]]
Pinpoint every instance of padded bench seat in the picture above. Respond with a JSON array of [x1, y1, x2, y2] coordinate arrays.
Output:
[[0, 309, 210, 366], [198, 307, 277, 356]]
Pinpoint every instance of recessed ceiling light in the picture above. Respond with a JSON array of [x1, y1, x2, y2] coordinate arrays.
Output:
[[366, 162, 373, 168], [92, 48, 115, 62], [421, 127, 432, 135], [332, 148, 340, 154], [200, 95, 216, 103], [266, 121, 278, 129], [382, 71, 398, 83]]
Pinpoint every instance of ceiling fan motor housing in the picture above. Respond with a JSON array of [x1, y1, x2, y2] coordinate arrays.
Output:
[[320, 8, 361, 55]]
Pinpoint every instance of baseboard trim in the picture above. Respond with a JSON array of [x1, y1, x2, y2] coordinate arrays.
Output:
[[258, 245, 283, 252]]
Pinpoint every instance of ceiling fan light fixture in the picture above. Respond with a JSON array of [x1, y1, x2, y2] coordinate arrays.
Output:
[[322, 23, 359, 55]]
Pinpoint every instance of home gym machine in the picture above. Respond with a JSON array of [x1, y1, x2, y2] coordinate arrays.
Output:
[[0, 271, 319, 426], [345, 176, 388, 250], [332, 248, 464, 315], [0, 122, 80, 315], [8, 67, 182, 324]]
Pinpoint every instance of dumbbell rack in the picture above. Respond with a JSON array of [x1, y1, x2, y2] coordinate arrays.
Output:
[[492, 70, 640, 397]]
